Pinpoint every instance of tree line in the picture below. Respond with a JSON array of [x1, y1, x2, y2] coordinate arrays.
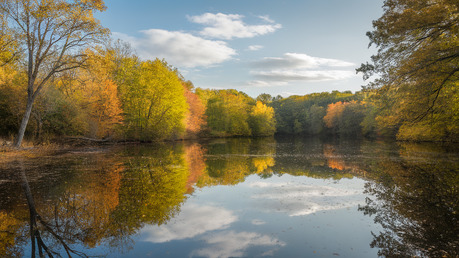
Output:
[[0, 0, 457, 146]]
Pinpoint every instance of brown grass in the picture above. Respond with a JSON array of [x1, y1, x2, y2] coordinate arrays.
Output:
[[0, 138, 69, 166]]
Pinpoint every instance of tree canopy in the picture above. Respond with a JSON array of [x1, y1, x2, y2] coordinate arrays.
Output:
[[357, 0, 459, 141]]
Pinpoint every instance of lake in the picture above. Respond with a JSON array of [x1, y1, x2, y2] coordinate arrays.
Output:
[[0, 136, 457, 257]]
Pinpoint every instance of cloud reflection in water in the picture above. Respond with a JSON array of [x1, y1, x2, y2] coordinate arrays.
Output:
[[140, 203, 237, 243], [191, 231, 285, 258], [249, 180, 362, 216], [139, 201, 286, 257]]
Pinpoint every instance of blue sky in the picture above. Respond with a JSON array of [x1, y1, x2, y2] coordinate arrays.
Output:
[[96, 0, 383, 97]]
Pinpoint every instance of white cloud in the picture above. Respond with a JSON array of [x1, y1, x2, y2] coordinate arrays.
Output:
[[113, 30, 236, 68], [140, 203, 237, 243], [249, 53, 357, 86], [188, 13, 282, 40], [251, 70, 355, 82], [247, 80, 289, 88], [258, 15, 275, 24], [247, 45, 264, 51], [249, 181, 362, 216], [190, 231, 285, 258], [253, 53, 355, 69]]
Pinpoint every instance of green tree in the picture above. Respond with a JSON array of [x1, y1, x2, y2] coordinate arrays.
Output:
[[256, 93, 273, 105], [271, 91, 357, 135], [308, 104, 326, 135], [0, 0, 108, 147], [201, 89, 253, 137]]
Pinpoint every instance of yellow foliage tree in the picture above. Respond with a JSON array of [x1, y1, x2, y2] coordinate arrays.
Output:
[[0, 0, 108, 146], [249, 101, 276, 136]]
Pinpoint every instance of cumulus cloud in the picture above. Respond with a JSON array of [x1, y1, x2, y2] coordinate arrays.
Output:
[[111, 13, 282, 68], [190, 231, 285, 258], [249, 181, 362, 216], [188, 13, 282, 40], [140, 203, 237, 243], [113, 30, 236, 68], [249, 53, 357, 86]]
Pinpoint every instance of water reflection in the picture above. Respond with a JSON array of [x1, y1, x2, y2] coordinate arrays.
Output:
[[0, 137, 457, 257], [358, 142, 459, 257], [190, 230, 285, 258], [250, 181, 362, 216], [1, 154, 124, 257], [140, 203, 237, 243], [18, 159, 90, 257]]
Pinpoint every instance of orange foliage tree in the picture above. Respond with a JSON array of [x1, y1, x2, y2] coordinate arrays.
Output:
[[323, 101, 347, 129], [86, 79, 123, 138], [323, 100, 365, 135], [57, 49, 123, 138], [182, 81, 206, 138]]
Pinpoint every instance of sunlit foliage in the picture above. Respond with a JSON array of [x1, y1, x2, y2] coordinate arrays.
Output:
[[197, 89, 254, 137], [249, 101, 276, 136], [182, 81, 207, 138], [117, 59, 188, 141], [0, 0, 109, 146]]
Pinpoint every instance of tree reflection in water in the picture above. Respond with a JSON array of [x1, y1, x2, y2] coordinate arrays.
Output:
[[0, 144, 193, 257], [0, 138, 457, 257], [359, 143, 458, 257], [18, 159, 93, 257]]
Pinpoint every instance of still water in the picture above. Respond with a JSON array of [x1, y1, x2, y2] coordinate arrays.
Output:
[[0, 136, 457, 257]]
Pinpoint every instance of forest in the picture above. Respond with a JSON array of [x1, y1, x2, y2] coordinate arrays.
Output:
[[0, 0, 457, 147]]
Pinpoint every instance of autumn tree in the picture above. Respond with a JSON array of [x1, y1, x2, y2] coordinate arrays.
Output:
[[0, 63, 25, 136], [0, 0, 108, 147], [117, 58, 188, 141], [323, 101, 346, 132], [0, 14, 18, 66], [182, 80, 206, 138], [323, 101, 365, 136], [357, 0, 459, 141], [71, 49, 123, 138], [249, 101, 276, 136]]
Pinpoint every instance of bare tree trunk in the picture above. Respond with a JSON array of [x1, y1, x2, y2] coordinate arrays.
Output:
[[18, 159, 38, 258], [15, 96, 34, 147]]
